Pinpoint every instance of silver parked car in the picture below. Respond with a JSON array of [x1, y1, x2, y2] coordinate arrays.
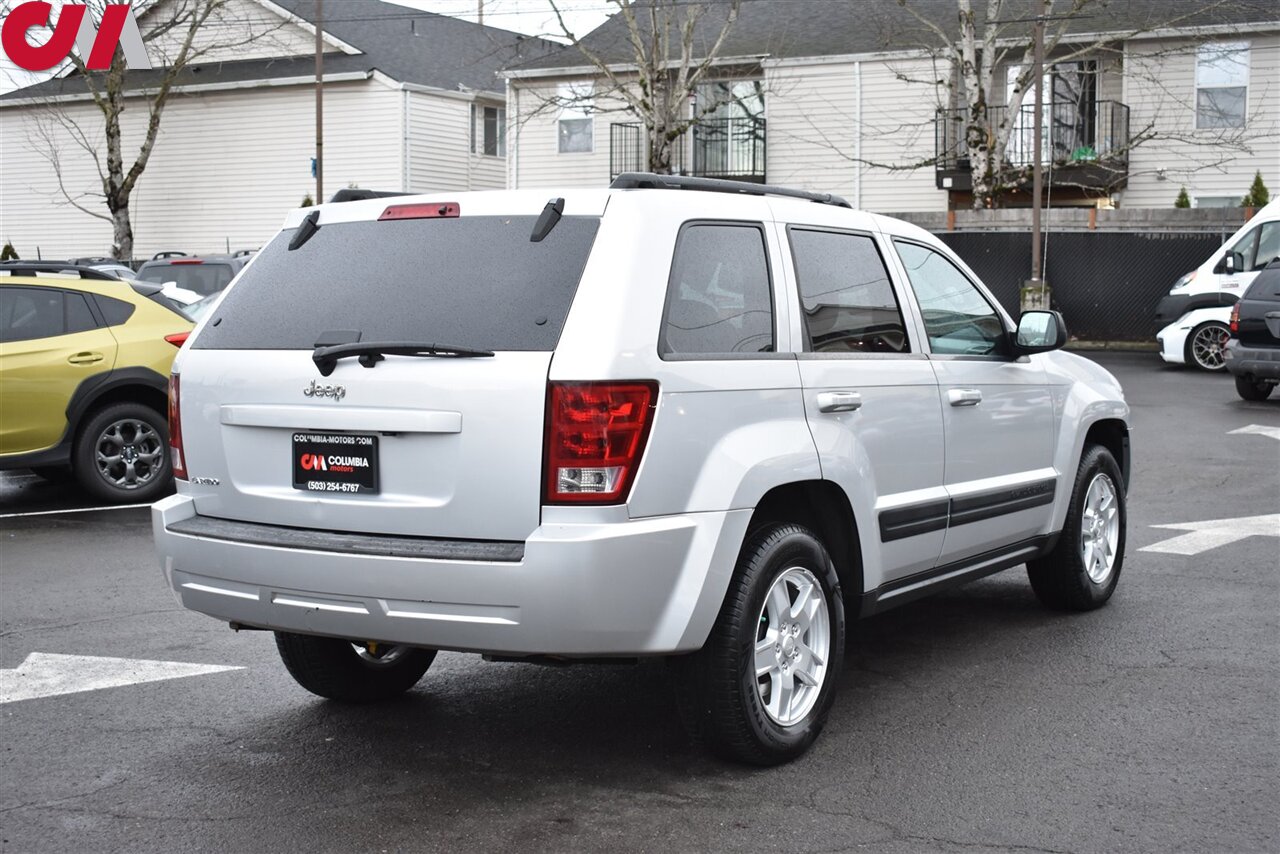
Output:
[[154, 175, 1131, 765]]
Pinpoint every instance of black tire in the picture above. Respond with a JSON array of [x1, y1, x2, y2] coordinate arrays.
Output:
[[1027, 444, 1126, 611], [72, 402, 172, 503], [275, 632, 436, 702], [673, 523, 846, 766], [1184, 321, 1229, 372], [1234, 374, 1275, 401], [31, 465, 74, 483]]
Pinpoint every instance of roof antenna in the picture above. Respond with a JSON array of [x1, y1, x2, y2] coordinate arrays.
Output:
[[530, 197, 564, 242]]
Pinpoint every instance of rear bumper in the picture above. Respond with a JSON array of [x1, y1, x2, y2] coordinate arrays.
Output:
[[153, 494, 750, 656], [1225, 339, 1280, 380]]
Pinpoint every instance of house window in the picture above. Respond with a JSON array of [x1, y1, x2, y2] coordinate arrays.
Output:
[[557, 83, 593, 154], [471, 104, 505, 157], [1196, 42, 1249, 129]]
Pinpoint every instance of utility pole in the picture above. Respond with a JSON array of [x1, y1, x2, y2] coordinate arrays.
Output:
[[477, 1, 484, 26], [1030, 1, 1045, 285], [315, 0, 324, 203]]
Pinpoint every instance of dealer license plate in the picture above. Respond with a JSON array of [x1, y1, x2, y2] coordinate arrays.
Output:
[[292, 432, 379, 494]]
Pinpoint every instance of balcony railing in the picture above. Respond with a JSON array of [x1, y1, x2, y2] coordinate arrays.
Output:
[[610, 117, 766, 182], [935, 99, 1130, 191]]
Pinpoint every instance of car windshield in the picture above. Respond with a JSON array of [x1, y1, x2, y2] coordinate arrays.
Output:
[[137, 263, 234, 295]]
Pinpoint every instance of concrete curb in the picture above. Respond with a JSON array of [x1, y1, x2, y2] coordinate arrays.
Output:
[[1065, 340, 1159, 352]]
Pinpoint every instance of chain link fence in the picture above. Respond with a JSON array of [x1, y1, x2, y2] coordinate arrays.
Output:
[[938, 231, 1223, 341]]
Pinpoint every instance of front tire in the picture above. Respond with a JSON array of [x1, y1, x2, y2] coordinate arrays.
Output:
[[1027, 445, 1126, 611], [275, 632, 436, 702], [1234, 375, 1275, 401], [674, 524, 845, 766], [1185, 321, 1229, 371], [72, 402, 172, 503]]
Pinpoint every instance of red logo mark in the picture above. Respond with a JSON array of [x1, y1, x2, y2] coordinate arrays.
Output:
[[300, 454, 328, 471], [2, 2, 151, 72]]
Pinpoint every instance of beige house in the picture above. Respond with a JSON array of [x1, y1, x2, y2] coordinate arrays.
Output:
[[504, 0, 1279, 212], [0, 0, 557, 259]]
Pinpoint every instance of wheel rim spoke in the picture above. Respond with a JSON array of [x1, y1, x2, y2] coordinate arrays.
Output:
[[1079, 473, 1120, 584], [754, 565, 831, 727]]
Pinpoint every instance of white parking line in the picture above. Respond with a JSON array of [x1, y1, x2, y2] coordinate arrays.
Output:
[[1139, 513, 1280, 556], [0, 503, 151, 519]]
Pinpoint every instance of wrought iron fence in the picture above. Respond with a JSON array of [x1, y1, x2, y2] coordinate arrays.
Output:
[[610, 117, 765, 181], [936, 100, 1130, 178]]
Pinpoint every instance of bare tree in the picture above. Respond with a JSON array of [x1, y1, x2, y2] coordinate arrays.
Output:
[[542, 0, 746, 174], [23, 0, 287, 259], [883, 0, 1264, 208]]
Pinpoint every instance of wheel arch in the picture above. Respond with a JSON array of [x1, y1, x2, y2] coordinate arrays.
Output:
[[745, 480, 864, 605], [66, 367, 169, 442]]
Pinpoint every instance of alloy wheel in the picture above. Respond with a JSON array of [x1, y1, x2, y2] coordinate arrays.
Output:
[[754, 566, 831, 726]]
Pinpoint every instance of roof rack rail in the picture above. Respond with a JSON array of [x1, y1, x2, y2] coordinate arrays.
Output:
[[609, 172, 852, 209], [328, 188, 411, 204], [0, 262, 118, 281]]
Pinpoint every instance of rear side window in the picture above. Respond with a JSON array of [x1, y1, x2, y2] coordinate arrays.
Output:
[[0, 287, 98, 343], [1243, 264, 1280, 301], [788, 228, 910, 354], [195, 216, 600, 351], [660, 223, 774, 357], [94, 294, 137, 326]]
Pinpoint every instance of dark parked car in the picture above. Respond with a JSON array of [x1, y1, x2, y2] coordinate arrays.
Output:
[[134, 256, 248, 297], [1225, 260, 1280, 401]]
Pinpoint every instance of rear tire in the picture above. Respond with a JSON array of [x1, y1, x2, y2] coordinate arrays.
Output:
[[673, 523, 845, 766], [1234, 375, 1275, 401], [1184, 321, 1229, 371], [72, 402, 172, 503], [275, 632, 435, 702], [1027, 444, 1126, 611]]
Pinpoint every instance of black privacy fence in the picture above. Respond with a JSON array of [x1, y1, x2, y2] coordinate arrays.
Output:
[[938, 231, 1224, 341]]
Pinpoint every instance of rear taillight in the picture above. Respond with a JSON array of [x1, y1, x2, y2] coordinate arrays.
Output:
[[544, 381, 658, 505], [1230, 302, 1241, 334], [169, 373, 186, 480], [165, 332, 189, 347], [379, 202, 459, 221]]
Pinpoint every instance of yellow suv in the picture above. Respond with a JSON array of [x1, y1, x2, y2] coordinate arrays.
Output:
[[0, 268, 194, 502]]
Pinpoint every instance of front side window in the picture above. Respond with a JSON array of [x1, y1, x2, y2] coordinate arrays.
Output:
[[788, 228, 910, 353], [660, 223, 774, 356], [1252, 222, 1280, 271], [894, 240, 1006, 356], [1196, 42, 1249, 129], [557, 82, 593, 153]]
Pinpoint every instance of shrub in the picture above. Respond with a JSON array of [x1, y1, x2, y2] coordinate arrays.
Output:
[[1174, 187, 1191, 208]]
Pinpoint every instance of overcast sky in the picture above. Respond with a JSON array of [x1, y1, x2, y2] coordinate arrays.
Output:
[[0, 0, 614, 94]]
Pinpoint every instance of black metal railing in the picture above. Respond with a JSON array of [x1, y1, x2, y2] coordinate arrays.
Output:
[[610, 116, 766, 181], [936, 100, 1130, 176]]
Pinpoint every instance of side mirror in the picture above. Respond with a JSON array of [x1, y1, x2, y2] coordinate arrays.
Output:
[[1014, 309, 1068, 355], [1220, 251, 1245, 274]]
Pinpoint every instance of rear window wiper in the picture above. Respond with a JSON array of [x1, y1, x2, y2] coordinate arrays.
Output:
[[313, 341, 495, 376]]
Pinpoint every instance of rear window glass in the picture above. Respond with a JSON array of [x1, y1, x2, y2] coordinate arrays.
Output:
[[138, 262, 234, 295], [94, 294, 137, 326], [195, 215, 600, 351], [659, 223, 774, 357]]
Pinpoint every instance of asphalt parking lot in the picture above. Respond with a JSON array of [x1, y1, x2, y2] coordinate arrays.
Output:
[[1, 352, 1276, 854]]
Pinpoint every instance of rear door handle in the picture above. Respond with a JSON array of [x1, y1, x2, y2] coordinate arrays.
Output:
[[816, 391, 863, 413], [67, 352, 104, 365], [948, 388, 983, 407]]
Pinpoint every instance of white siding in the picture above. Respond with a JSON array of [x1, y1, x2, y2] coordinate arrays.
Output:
[[509, 62, 946, 212], [508, 81, 612, 190], [0, 79, 401, 258], [765, 57, 946, 212], [142, 0, 317, 64], [1120, 34, 1280, 208], [405, 92, 506, 192]]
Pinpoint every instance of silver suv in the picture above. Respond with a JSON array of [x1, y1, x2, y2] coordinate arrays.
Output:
[[154, 175, 1131, 765]]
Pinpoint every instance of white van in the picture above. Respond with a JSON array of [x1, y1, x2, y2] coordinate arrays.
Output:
[[1156, 200, 1280, 370]]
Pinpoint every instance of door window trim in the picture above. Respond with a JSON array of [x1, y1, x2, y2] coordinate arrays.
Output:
[[784, 224, 926, 361], [658, 219, 791, 362]]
